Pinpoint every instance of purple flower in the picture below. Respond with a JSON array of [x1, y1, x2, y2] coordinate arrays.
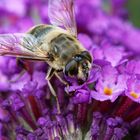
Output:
[[111, 0, 128, 18], [126, 60, 140, 75], [102, 42, 126, 66], [0, 0, 26, 16], [0, 105, 9, 122], [10, 72, 31, 91], [72, 89, 90, 104], [0, 0, 140, 139], [92, 42, 126, 66], [123, 25, 140, 53], [0, 71, 10, 91], [78, 33, 93, 50], [88, 16, 109, 35], [32, 71, 47, 89], [125, 76, 140, 103], [91, 65, 127, 102]]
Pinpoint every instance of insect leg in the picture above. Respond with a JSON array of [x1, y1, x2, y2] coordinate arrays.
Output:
[[54, 72, 69, 93], [46, 67, 61, 114], [9, 70, 26, 83], [54, 72, 68, 85]]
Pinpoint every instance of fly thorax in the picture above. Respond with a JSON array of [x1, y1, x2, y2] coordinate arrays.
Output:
[[49, 34, 84, 65]]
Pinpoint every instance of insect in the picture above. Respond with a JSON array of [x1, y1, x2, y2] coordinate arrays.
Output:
[[0, 0, 92, 113]]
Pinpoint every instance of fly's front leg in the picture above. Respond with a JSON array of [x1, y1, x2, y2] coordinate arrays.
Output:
[[9, 70, 26, 83], [54, 72, 69, 94], [45, 67, 61, 114]]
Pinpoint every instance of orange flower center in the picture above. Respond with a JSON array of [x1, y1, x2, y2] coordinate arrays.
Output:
[[104, 87, 112, 95], [130, 91, 139, 99]]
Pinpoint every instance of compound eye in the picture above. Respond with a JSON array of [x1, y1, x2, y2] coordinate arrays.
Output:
[[81, 51, 92, 63], [65, 59, 78, 76], [82, 62, 88, 69]]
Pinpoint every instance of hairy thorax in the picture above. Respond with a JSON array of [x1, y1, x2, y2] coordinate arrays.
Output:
[[28, 24, 85, 70]]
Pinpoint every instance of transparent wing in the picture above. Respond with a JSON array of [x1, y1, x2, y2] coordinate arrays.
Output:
[[48, 0, 77, 37], [0, 33, 49, 61]]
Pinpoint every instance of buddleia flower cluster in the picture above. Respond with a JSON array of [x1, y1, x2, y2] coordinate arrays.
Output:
[[0, 0, 140, 140]]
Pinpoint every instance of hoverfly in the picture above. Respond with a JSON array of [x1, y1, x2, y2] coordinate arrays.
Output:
[[0, 0, 92, 113]]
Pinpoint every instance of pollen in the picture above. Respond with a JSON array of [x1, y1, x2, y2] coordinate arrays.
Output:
[[104, 87, 113, 95], [130, 91, 139, 99]]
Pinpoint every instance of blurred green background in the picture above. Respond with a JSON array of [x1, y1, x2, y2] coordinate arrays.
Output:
[[127, 0, 140, 27]]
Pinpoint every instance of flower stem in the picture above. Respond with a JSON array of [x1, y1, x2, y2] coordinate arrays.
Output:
[[20, 108, 37, 130], [77, 103, 88, 125], [125, 106, 140, 122], [115, 97, 133, 117], [28, 95, 41, 120]]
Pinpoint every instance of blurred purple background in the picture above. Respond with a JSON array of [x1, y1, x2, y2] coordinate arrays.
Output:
[[0, 0, 140, 140]]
